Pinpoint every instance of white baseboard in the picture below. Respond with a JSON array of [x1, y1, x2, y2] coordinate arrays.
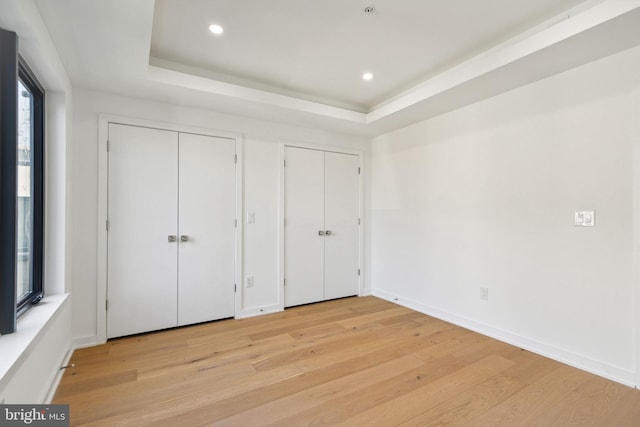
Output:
[[44, 347, 73, 404], [373, 288, 637, 388], [236, 304, 283, 319], [359, 288, 372, 296], [73, 335, 99, 349], [71, 305, 284, 346]]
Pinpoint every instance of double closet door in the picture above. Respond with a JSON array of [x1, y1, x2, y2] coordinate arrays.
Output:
[[107, 123, 236, 338], [284, 146, 360, 307]]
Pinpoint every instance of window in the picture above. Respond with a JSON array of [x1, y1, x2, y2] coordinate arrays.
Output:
[[16, 60, 45, 314], [0, 28, 45, 335]]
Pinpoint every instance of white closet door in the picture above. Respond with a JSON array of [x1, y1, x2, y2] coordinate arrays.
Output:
[[178, 133, 236, 326], [107, 124, 178, 338], [324, 152, 360, 300], [284, 147, 325, 307]]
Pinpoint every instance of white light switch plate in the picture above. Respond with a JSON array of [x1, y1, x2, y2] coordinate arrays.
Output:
[[575, 210, 595, 227]]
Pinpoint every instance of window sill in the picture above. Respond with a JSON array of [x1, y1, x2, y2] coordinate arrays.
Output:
[[0, 293, 70, 392]]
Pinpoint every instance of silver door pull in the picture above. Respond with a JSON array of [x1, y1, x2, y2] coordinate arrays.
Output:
[[168, 235, 177, 242], [318, 230, 325, 236], [180, 235, 189, 242], [325, 230, 332, 236]]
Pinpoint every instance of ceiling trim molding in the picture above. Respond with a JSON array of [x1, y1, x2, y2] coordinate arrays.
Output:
[[147, 65, 368, 124], [146, 0, 640, 130], [367, 0, 640, 124], [146, 0, 640, 129]]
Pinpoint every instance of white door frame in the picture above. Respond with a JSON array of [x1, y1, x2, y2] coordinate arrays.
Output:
[[278, 140, 364, 311], [97, 114, 243, 344]]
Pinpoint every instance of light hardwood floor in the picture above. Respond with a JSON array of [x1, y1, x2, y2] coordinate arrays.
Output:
[[54, 296, 640, 426]]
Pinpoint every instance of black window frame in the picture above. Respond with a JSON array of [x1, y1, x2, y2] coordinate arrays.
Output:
[[0, 28, 45, 335], [16, 57, 45, 315]]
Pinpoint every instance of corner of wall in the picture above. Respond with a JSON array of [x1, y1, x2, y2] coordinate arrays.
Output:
[[632, 71, 640, 389]]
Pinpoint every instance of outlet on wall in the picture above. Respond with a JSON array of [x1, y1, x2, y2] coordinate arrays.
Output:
[[574, 210, 595, 227], [246, 275, 254, 288], [480, 287, 489, 301]]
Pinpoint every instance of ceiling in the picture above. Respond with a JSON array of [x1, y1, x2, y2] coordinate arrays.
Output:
[[150, 0, 588, 112], [33, 0, 640, 136]]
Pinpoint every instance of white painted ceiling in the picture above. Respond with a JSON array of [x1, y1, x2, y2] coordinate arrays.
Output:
[[151, 0, 587, 112], [33, 0, 640, 136]]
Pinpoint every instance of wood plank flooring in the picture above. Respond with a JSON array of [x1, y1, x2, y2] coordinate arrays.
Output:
[[53, 296, 640, 426]]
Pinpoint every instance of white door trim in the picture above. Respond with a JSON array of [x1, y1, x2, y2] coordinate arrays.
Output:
[[278, 140, 364, 312], [97, 114, 243, 344]]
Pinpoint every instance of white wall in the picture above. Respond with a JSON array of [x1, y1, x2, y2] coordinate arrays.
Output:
[[372, 45, 640, 386], [0, 0, 73, 403], [71, 89, 370, 345], [243, 140, 281, 311], [45, 91, 71, 295]]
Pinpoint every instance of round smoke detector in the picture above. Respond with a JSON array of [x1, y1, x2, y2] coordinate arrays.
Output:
[[363, 6, 375, 15]]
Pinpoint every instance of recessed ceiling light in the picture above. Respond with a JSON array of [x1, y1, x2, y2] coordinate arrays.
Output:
[[209, 24, 224, 35], [362, 72, 373, 81]]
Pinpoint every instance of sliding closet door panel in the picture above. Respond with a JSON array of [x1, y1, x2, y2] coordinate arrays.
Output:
[[178, 133, 236, 326], [107, 124, 178, 338], [324, 152, 359, 300], [284, 147, 325, 307]]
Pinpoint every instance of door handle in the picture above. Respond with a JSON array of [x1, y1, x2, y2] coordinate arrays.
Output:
[[325, 230, 332, 236], [180, 235, 189, 242], [168, 235, 177, 243], [318, 230, 325, 236]]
